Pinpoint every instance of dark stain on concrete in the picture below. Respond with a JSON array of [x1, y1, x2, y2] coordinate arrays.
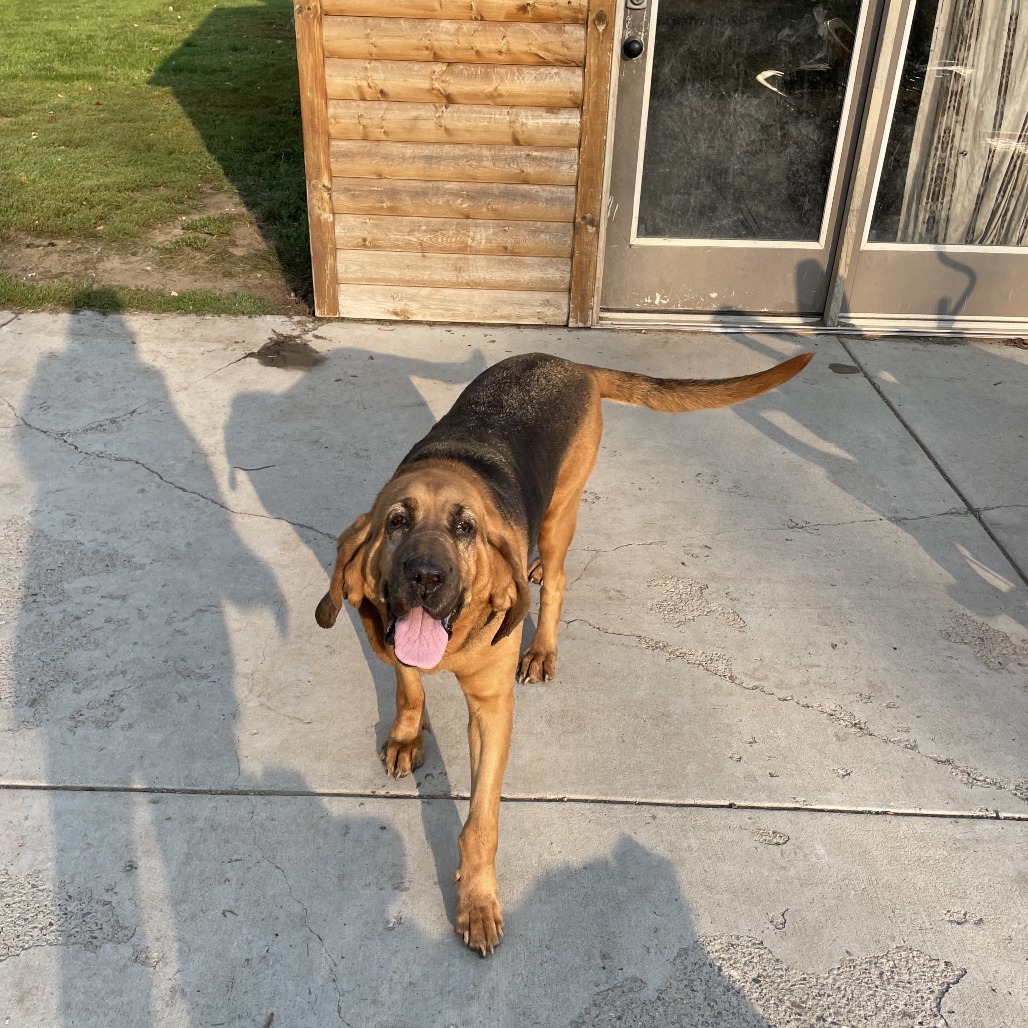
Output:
[[245, 332, 324, 370]]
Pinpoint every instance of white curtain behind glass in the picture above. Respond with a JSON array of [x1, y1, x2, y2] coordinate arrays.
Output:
[[899, 0, 1028, 245]]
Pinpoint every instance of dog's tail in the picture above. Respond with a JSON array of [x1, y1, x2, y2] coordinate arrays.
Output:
[[589, 352, 814, 412]]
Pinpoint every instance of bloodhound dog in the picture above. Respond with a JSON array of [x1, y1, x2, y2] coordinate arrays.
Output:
[[316, 350, 812, 956]]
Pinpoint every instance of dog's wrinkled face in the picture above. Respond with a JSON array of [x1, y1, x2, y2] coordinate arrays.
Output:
[[316, 462, 530, 671], [378, 467, 483, 668]]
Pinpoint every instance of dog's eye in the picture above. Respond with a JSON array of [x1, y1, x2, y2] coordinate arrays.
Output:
[[387, 509, 409, 530], [454, 518, 475, 538]]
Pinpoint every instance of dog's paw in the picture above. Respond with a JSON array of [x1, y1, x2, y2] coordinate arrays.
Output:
[[455, 879, 504, 957], [517, 644, 557, 683], [380, 733, 424, 778], [527, 557, 544, 585]]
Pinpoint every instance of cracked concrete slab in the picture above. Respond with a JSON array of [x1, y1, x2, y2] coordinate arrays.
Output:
[[4, 320, 1023, 818], [2, 317, 1024, 817], [0, 790, 1023, 1026]]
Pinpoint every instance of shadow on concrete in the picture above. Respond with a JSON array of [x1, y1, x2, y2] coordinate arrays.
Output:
[[6, 314, 773, 1021], [720, 258, 1027, 638], [226, 337, 488, 923], [7, 299, 324, 1023], [149, 0, 312, 308]]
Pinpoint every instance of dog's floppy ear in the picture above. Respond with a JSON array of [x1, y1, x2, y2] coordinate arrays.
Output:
[[315, 512, 374, 628], [487, 526, 530, 644]]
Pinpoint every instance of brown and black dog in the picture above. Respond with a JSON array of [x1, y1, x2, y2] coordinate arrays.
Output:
[[316, 350, 812, 956]]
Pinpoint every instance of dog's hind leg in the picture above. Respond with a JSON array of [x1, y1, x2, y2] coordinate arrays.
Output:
[[518, 402, 603, 683]]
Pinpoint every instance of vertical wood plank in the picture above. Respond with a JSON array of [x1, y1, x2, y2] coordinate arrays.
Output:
[[569, 0, 616, 326], [294, 0, 340, 316]]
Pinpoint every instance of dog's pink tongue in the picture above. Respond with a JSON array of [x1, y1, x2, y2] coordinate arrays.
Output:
[[394, 608, 449, 669]]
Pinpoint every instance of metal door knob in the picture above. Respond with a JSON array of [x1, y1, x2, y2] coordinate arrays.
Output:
[[622, 37, 644, 60]]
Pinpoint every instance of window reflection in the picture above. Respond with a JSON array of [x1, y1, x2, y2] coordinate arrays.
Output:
[[637, 0, 860, 242]]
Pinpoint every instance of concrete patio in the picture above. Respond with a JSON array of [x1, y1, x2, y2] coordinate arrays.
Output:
[[0, 310, 1025, 1026]]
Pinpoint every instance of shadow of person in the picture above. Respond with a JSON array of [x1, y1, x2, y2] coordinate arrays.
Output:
[[149, 0, 311, 306], [225, 339, 489, 923], [7, 295, 285, 1024], [458, 833, 772, 1027]]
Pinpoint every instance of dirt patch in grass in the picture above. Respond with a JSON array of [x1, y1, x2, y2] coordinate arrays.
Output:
[[1, 189, 308, 314]]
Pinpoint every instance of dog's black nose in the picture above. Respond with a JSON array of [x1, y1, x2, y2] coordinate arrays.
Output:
[[404, 556, 447, 599]]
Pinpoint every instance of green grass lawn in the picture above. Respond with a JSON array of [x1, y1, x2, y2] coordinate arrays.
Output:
[[0, 0, 311, 313]]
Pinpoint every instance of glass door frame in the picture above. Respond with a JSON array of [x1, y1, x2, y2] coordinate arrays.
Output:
[[600, 0, 887, 317], [828, 0, 1028, 331]]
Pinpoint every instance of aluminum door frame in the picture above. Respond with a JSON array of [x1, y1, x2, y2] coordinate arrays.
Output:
[[829, 0, 1028, 329], [600, 0, 884, 317]]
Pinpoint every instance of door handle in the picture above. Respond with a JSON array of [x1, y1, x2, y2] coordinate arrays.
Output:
[[622, 37, 645, 60]]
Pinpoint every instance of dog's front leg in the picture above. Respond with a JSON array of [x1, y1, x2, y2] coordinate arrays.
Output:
[[454, 633, 519, 956], [380, 664, 426, 778]]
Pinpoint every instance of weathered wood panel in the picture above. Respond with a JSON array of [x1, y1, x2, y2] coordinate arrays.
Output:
[[331, 140, 578, 184], [337, 250, 571, 290], [325, 59, 583, 107], [328, 100, 580, 147], [335, 215, 574, 256], [570, 0, 615, 325], [322, 0, 587, 23], [336, 283, 570, 323], [322, 17, 586, 65], [294, 0, 338, 316], [333, 177, 577, 221], [301, 0, 603, 323]]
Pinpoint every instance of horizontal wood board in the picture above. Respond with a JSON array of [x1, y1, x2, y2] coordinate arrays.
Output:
[[325, 59, 583, 106], [336, 283, 570, 323], [323, 18, 585, 65], [333, 177, 575, 221], [322, 0, 587, 22], [330, 140, 578, 184], [328, 100, 580, 146], [337, 250, 571, 290], [335, 215, 574, 256]]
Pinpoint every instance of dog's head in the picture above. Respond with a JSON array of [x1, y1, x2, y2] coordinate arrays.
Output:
[[315, 462, 529, 669]]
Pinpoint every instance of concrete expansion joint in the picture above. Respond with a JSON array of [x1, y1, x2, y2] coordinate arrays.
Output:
[[839, 337, 1028, 588], [561, 616, 1028, 809], [2, 781, 1025, 822], [2, 396, 335, 542]]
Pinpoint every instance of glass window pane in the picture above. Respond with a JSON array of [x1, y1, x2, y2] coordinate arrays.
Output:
[[637, 0, 861, 241], [870, 0, 1028, 246]]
